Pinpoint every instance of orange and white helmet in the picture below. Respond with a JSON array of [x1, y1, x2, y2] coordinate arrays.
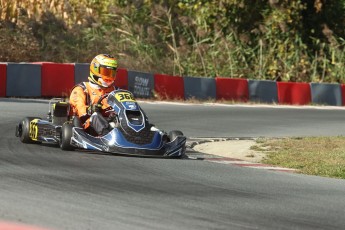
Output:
[[89, 54, 118, 87]]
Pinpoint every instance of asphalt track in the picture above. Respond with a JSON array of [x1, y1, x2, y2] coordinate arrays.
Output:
[[1, 98, 345, 230]]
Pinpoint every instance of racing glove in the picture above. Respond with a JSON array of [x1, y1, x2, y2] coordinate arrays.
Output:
[[80, 113, 90, 125]]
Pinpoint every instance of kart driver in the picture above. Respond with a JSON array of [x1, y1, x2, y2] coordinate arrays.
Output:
[[69, 54, 118, 136]]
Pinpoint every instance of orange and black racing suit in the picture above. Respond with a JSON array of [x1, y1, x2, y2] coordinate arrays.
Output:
[[69, 82, 116, 134]]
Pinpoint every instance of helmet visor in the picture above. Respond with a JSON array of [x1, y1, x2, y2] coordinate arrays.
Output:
[[99, 66, 117, 81]]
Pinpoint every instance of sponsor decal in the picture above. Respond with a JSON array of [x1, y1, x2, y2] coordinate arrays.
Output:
[[133, 76, 150, 97]]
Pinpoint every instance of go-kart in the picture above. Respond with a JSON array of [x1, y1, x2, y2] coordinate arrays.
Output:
[[15, 89, 187, 158]]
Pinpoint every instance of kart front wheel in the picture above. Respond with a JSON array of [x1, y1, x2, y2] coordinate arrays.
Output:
[[60, 123, 74, 151], [18, 117, 41, 144], [168, 130, 184, 142]]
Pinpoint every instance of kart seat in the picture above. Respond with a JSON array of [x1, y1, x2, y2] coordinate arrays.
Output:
[[53, 102, 70, 125]]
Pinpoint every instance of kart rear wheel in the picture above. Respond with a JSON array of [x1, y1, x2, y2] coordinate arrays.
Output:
[[168, 130, 184, 142], [60, 123, 75, 151], [18, 117, 41, 144]]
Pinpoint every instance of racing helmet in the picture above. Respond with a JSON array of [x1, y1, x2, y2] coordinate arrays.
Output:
[[89, 54, 118, 87]]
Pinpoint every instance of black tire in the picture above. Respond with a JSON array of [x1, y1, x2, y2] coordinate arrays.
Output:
[[168, 130, 184, 142], [168, 130, 186, 159], [60, 123, 75, 151], [19, 117, 41, 143]]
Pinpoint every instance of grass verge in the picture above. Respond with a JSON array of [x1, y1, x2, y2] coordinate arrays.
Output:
[[252, 137, 345, 179]]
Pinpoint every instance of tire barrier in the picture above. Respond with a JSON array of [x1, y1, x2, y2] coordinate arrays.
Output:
[[154, 74, 184, 100], [311, 83, 342, 106], [342, 85, 345, 106], [41, 63, 74, 98], [184, 76, 216, 101], [6, 63, 41, 97], [115, 68, 128, 90], [74, 63, 89, 85], [248, 80, 278, 104], [215, 77, 249, 102], [2, 62, 345, 106], [0, 63, 7, 97], [277, 82, 311, 105]]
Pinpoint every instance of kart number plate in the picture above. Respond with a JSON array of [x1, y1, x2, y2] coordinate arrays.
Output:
[[29, 119, 39, 141], [115, 92, 135, 102]]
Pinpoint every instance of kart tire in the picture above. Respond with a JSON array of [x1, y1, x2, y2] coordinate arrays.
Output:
[[19, 117, 41, 144], [60, 123, 75, 151], [168, 130, 186, 159], [168, 130, 184, 142]]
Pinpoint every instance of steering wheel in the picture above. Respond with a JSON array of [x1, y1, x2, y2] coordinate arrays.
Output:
[[93, 93, 117, 122], [86, 93, 110, 115], [96, 93, 110, 106]]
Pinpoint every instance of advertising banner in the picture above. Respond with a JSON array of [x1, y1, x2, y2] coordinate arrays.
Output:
[[128, 71, 154, 98]]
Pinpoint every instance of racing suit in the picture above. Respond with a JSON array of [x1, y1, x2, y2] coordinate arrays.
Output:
[[69, 82, 116, 135]]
